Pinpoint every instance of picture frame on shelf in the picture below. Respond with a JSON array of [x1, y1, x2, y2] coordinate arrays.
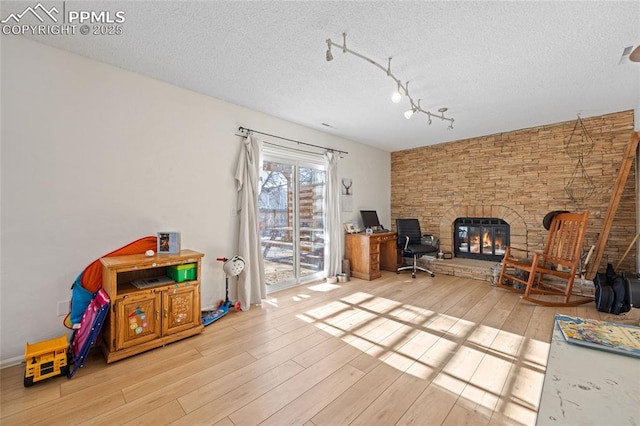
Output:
[[343, 222, 358, 234], [157, 232, 181, 254]]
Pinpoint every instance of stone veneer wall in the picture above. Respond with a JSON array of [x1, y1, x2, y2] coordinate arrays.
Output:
[[391, 110, 636, 274]]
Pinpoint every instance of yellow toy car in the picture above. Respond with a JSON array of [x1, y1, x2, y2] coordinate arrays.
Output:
[[24, 335, 69, 387]]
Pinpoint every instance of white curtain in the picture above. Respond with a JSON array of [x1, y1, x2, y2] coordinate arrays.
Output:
[[325, 151, 342, 277], [235, 134, 266, 309]]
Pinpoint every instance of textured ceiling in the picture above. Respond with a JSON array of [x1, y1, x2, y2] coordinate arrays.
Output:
[[4, 1, 639, 151]]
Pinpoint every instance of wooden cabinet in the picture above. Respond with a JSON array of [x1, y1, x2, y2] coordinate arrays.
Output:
[[344, 232, 398, 280], [115, 292, 161, 350], [100, 249, 204, 363]]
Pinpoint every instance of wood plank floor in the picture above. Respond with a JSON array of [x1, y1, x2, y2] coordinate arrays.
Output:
[[2, 272, 638, 426]]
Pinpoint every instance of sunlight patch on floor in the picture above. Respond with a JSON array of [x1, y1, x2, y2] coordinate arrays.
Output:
[[295, 313, 314, 324], [339, 291, 379, 305], [264, 298, 279, 307], [380, 331, 426, 371], [460, 346, 514, 412], [408, 338, 459, 380], [435, 345, 487, 394], [495, 399, 539, 426], [443, 317, 477, 339], [466, 324, 500, 348], [519, 337, 550, 369], [506, 360, 546, 411], [307, 283, 342, 292], [301, 292, 547, 424], [292, 294, 311, 301]]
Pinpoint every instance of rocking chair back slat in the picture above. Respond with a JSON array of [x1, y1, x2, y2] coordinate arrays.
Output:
[[545, 213, 586, 264]]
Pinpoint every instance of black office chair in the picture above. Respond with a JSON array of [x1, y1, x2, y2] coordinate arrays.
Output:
[[396, 218, 437, 278]]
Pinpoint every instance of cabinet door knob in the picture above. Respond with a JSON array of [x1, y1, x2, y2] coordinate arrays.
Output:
[[164, 308, 168, 318]]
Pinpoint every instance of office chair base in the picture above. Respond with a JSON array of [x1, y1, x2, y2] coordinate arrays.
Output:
[[397, 262, 435, 278]]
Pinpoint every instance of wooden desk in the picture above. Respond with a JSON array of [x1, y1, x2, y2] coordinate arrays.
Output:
[[344, 232, 398, 280]]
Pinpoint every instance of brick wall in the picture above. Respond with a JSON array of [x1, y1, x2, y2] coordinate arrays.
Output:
[[391, 110, 636, 274]]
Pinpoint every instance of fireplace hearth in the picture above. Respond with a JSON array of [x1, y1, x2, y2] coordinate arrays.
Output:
[[454, 217, 509, 262]]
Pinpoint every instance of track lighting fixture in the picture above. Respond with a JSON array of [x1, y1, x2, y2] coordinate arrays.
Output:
[[325, 32, 454, 128]]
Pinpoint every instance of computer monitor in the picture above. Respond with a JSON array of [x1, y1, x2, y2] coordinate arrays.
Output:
[[360, 210, 382, 230]]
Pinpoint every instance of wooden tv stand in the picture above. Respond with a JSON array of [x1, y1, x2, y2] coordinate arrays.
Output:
[[344, 232, 399, 280], [100, 249, 204, 363]]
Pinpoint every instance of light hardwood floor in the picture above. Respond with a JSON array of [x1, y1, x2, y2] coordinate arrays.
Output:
[[2, 272, 637, 426]]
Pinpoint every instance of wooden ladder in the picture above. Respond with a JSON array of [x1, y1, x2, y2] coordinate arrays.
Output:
[[586, 131, 639, 278]]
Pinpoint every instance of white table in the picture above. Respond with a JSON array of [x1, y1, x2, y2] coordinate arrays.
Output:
[[537, 321, 640, 425]]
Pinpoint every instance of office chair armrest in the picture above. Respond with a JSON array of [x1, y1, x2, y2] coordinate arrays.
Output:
[[403, 235, 409, 250]]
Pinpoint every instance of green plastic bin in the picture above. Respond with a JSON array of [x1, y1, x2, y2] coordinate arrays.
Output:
[[166, 263, 197, 282]]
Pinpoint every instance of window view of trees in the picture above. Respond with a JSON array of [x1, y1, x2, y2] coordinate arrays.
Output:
[[259, 160, 325, 288]]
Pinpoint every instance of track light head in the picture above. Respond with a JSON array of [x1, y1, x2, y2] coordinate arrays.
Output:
[[404, 109, 414, 119], [326, 39, 333, 61], [391, 80, 402, 103]]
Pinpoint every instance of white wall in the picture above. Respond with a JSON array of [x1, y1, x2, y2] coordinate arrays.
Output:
[[0, 36, 391, 365]]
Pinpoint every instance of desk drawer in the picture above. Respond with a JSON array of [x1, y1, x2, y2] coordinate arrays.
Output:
[[379, 234, 396, 243], [369, 253, 380, 272]]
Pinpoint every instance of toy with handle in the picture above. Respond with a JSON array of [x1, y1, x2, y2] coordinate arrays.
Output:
[[201, 256, 245, 326]]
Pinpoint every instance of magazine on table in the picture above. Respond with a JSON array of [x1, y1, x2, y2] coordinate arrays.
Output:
[[555, 314, 640, 359]]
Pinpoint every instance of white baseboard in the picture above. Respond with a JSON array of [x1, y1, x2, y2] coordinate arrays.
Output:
[[1, 355, 24, 369]]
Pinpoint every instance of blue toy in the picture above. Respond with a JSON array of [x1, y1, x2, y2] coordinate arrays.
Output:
[[201, 256, 244, 326]]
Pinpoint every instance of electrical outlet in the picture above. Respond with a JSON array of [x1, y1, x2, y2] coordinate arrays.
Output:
[[57, 300, 70, 317]]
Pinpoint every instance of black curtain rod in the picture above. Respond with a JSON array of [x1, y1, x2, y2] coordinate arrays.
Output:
[[235, 132, 322, 156], [238, 127, 348, 155]]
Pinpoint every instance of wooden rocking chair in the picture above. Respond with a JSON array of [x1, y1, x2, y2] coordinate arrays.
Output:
[[496, 211, 593, 307]]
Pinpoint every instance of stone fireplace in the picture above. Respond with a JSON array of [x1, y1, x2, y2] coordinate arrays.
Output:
[[454, 217, 509, 262], [438, 205, 527, 259], [394, 205, 531, 283]]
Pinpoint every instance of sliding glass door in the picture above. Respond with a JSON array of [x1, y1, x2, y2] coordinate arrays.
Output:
[[259, 156, 325, 292]]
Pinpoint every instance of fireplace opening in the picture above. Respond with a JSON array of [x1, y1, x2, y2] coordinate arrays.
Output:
[[454, 218, 510, 262]]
